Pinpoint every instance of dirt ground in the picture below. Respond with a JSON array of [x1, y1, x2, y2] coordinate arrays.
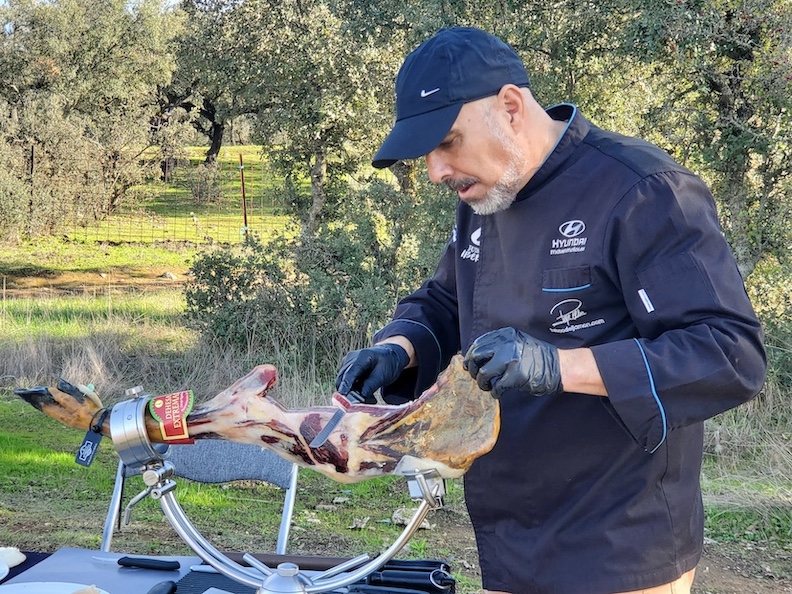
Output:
[[5, 269, 791, 593], [694, 540, 791, 593], [0, 268, 189, 296]]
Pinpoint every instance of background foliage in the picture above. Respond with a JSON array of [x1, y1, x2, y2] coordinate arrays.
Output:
[[0, 0, 182, 235], [2, 1, 790, 275], [186, 177, 455, 378], [0, 5, 789, 589], [0, 0, 790, 461]]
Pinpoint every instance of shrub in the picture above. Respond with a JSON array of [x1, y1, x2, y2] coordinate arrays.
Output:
[[704, 256, 792, 476], [0, 168, 31, 241], [185, 162, 223, 203], [184, 178, 454, 381]]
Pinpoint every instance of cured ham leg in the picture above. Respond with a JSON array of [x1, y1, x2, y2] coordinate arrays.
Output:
[[15, 355, 500, 483]]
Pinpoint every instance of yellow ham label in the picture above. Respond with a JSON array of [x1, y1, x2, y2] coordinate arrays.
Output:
[[149, 390, 194, 443]]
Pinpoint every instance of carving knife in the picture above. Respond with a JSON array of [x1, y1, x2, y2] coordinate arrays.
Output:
[[309, 390, 362, 448], [118, 556, 181, 571]]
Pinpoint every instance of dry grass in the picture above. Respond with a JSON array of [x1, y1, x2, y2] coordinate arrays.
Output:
[[0, 291, 331, 408], [2, 288, 791, 472]]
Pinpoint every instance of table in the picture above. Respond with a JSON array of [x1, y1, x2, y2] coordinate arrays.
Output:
[[2, 549, 341, 594], [2, 548, 199, 593], [2, 549, 451, 593]]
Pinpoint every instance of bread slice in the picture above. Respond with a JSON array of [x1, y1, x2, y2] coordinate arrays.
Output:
[[0, 546, 26, 568]]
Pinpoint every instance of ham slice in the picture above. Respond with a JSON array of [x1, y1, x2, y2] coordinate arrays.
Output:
[[15, 355, 500, 483]]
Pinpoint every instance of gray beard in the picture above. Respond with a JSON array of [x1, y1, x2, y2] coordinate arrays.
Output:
[[444, 102, 525, 216], [443, 155, 523, 216], [469, 159, 521, 216], [470, 110, 525, 216]]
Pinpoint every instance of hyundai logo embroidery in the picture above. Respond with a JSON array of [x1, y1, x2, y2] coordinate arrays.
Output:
[[559, 220, 586, 237]]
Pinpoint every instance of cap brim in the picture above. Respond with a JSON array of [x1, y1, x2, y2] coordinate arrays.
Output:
[[372, 103, 463, 169]]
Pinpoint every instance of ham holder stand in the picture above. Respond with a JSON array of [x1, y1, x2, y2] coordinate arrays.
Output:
[[108, 393, 451, 594]]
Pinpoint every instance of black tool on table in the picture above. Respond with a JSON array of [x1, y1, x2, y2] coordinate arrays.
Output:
[[144, 579, 177, 594], [347, 586, 429, 594], [117, 556, 181, 571], [381, 559, 451, 573], [363, 568, 455, 592]]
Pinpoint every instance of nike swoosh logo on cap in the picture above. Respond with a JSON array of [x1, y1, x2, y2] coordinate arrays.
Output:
[[420, 88, 440, 97]]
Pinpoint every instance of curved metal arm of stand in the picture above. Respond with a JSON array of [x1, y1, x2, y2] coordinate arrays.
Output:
[[302, 484, 442, 593], [155, 478, 442, 593], [158, 489, 273, 588]]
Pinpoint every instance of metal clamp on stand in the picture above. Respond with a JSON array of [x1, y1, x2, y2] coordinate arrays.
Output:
[[109, 388, 169, 469], [106, 390, 171, 531], [402, 468, 446, 507], [107, 391, 449, 594]]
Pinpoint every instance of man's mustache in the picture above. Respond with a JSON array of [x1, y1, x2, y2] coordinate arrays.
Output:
[[444, 178, 479, 192]]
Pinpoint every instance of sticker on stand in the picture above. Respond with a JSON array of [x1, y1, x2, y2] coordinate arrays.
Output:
[[148, 390, 195, 443]]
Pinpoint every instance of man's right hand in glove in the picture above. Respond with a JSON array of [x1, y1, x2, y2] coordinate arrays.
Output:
[[335, 342, 411, 403]]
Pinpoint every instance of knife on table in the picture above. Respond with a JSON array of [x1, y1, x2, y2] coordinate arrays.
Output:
[[118, 556, 180, 571], [309, 390, 363, 448], [92, 555, 181, 571]]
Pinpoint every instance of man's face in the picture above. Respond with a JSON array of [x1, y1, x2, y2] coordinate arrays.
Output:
[[425, 98, 526, 215]]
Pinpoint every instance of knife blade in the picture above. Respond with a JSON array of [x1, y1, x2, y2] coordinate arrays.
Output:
[[309, 391, 361, 448], [310, 407, 345, 448]]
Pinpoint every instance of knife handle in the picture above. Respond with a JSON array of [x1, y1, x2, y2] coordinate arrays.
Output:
[[118, 556, 180, 571], [144, 579, 177, 594], [345, 390, 365, 404]]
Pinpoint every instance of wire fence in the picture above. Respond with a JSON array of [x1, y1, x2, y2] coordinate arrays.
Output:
[[65, 150, 295, 245], [67, 202, 293, 245]]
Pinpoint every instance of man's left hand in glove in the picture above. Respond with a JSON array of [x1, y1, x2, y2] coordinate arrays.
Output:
[[463, 327, 563, 398]]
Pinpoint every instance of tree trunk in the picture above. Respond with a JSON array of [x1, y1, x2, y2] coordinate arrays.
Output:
[[303, 150, 327, 237], [389, 160, 416, 197], [382, 161, 417, 270], [205, 120, 225, 163], [707, 81, 759, 279]]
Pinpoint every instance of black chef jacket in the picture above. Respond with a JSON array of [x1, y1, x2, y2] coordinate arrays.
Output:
[[374, 105, 766, 593]]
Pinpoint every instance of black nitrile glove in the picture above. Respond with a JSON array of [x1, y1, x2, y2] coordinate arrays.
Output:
[[335, 343, 410, 402], [463, 327, 562, 398]]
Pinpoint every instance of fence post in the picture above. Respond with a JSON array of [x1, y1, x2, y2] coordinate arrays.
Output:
[[28, 144, 34, 238], [239, 153, 248, 240]]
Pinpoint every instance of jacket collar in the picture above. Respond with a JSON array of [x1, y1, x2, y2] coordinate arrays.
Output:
[[516, 103, 590, 200]]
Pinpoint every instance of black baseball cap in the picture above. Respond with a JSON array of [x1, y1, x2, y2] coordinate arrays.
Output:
[[372, 27, 530, 169]]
